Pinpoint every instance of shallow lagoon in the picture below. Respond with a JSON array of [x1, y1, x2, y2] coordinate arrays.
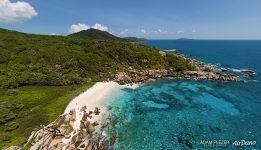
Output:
[[106, 79, 261, 149]]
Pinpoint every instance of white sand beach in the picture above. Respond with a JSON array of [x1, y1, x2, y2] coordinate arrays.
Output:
[[60, 81, 121, 145], [64, 81, 118, 129], [63, 81, 139, 130]]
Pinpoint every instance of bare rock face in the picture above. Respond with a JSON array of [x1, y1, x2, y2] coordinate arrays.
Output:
[[112, 69, 166, 84], [4, 146, 20, 150], [68, 109, 76, 122], [112, 72, 132, 85], [92, 121, 99, 127], [94, 107, 101, 115], [183, 71, 238, 81], [80, 106, 87, 112], [82, 112, 90, 121], [22, 107, 111, 150], [87, 124, 96, 133]]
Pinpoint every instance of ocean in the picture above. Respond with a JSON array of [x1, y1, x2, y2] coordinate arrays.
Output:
[[105, 40, 261, 149]]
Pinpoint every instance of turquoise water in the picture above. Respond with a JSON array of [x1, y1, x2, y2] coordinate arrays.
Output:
[[106, 40, 261, 149]]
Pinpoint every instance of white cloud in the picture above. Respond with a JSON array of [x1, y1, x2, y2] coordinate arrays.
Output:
[[69, 23, 109, 33], [92, 23, 108, 31], [120, 29, 128, 35], [177, 30, 184, 34], [69, 23, 90, 33], [151, 29, 168, 34], [0, 0, 37, 23], [141, 29, 146, 33], [158, 29, 168, 34], [192, 29, 196, 33]]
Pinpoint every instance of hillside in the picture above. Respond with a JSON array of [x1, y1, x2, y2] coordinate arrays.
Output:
[[0, 28, 193, 88], [0, 28, 194, 148], [68, 28, 121, 40], [124, 37, 147, 42]]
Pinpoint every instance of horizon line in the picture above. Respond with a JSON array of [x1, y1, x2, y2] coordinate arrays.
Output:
[[1, 27, 261, 41]]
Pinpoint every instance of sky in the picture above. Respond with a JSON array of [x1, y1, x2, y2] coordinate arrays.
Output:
[[0, 0, 261, 39]]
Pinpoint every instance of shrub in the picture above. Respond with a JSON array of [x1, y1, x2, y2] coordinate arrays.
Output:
[[4, 122, 19, 131], [0, 107, 16, 124], [0, 133, 11, 142], [6, 89, 20, 95], [166, 54, 195, 71]]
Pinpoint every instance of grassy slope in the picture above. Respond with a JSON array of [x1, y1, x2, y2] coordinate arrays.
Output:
[[0, 82, 94, 148], [0, 28, 194, 148], [123, 37, 147, 42]]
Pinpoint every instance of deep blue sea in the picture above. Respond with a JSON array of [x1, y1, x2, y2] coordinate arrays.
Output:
[[106, 40, 261, 149]]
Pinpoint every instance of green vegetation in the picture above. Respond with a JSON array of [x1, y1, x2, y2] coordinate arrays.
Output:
[[68, 28, 122, 40], [0, 82, 94, 148], [123, 37, 147, 42], [0, 28, 193, 89], [0, 27, 194, 148], [166, 54, 195, 71]]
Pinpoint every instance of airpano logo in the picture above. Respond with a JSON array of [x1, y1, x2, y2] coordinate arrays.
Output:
[[232, 140, 256, 147], [199, 139, 257, 148], [200, 139, 230, 147]]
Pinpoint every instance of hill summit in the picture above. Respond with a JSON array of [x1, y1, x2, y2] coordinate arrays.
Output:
[[68, 28, 121, 40]]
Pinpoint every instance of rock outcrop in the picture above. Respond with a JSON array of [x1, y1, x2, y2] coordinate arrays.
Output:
[[24, 107, 112, 150], [112, 69, 238, 85], [112, 53, 239, 85]]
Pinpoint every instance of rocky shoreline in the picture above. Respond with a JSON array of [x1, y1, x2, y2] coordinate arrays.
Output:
[[18, 107, 113, 150], [112, 52, 239, 85]]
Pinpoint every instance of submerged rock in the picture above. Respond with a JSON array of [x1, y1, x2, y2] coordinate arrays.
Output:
[[209, 126, 221, 133], [241, 70, 255, 77], [110, 134, 118, 145], [142, 101, 169, 109], [178, 137, 193, 149]]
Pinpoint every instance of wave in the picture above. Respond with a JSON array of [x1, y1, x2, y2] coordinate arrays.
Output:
[[163, 49, 177, 52], [228, 68, 245, 73], [227, 68, 257, 74]]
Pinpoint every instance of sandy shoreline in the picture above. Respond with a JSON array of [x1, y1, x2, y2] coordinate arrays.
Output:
[[63, 81, 138, 131], [64, 81, 115, 128]]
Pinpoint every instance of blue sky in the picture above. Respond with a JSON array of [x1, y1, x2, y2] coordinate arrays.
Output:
[[0, 0, 261, 39]]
